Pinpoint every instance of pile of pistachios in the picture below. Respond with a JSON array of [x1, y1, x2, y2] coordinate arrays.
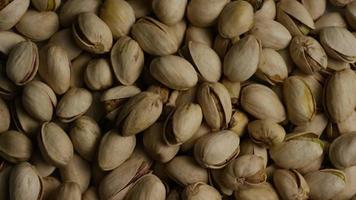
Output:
[[1, 0, 356, 199]]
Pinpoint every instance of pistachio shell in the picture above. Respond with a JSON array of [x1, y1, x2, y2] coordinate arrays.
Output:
[[56, 182, 82, 200], [185, 25, 214, 47], [248, 119, 286, 148], [31, 152, 56, 177], [83, 187, 99, 200], [273, 169, 310, 200], [234, 183, 279, 200], [70, 53, 92, 88], [42, 176, 60, 200], [12, 99, 40, 137], [84, 58, 113, 91], [0, 130, 32, 163], [59, 0, 100, 27], [221, 78, 241, 104], [0, 97, 10, 133], [125, 174, 166, 200], [0, 31, 25, 55], [182, 182, 222, 200], [49, 28, 82, 60], [187, 0, 230, 27], [228, 110, 249, 137], [336, 110, 356, 134], [301, 0, 326, 20], [0, 163, 11, 200], [312, 12, 347, 34], [127, 0, 152, 18], [0, 0, 30, 30], [31, 0, 61, 11], [329, 133, 356, 169], [213, 34, 233, 59], [101, 85, 141, 112], [239, 139, 268, 167], [181, 123, 211, 152], [152, 0, 187, 25], [253, 0, 276, 20]]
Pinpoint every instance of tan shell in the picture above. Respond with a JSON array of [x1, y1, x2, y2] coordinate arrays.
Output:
[[248, 119, 286, 148], [234, 183, 279, 200], [228, 110, 249, 137], [70, 53, 91, 88], [12, 99, 40, 137], [59, 0, 100, 27], [101, 85, 141, 112], [125, 174, 166, 200], [240, 139, 268, 167], [30, 152, 56, 177], [293, 113, 328, 137], [56, 182, 82, 200], [152, 0, 187, 25], [312, 12, 347, 34], [185, 25, 214, 47], [31, 0, 61, 11], [333, 166, 356, 200], [0, 0, 30, 30], [301, 0, 326, 20], [49, 28, 82, 60], [0, 130, 32, 163], [182, 182, 222, 200], [187, 0, 230, 27], [0, 31, 25, 55], [181, 123, 211, 152], [0, 97, 10, 133], [329, 133, 356, 169], [84, 58, 113, 91], [41, 176, 60, 200], [273, 169, 310, 200]]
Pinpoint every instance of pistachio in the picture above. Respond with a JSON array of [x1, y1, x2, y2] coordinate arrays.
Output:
[[336, 111, 356, 134], [101, 85, 141, 113], [253, 0, 276, 20], [240, 139, 268, 167], [234, 182, 279, 200], [111, 36, 144, 85], [152, 0, 187, 25], [59, 0, 100, 27], [0, 97, 10, 133], [182, 182, 222, 200], [346, 1, 356, 29], [84, 58, 113, 91], [273, 169, 310, 200], [187, 0, 229, 27], [31, 152, 56, 177], [300, 0, 326, 20], [241, 84, 286, 123], [0, 0, 30, 31], [0, 31, 25, 55], [83, 187, 99, 200], [127, 0, 152, 18], [248, 119, 286, 148], [38, 122, 73, 167], [6, 41, 39, 86], [49, 28, 82, 60], [224, 35, 261, 82], [0, 130, 32, 163], [56, 88, 92, 122], [70, 53, 92, 88], [125, 174, 166, 200], [150, 55, 198, 90], [293, 113, 328, 137], [312, 12, 347, 34], [221, 78, 241, 104], [42, 176, 60, 200], [327, 57, 350, 71], [56, 182, 82, 200], [185, 25, 214, 47], [333, 166, 356, 200], [229, 110, 249, 137], [31, 0, 61, 11], [329, 133, 356, 169], [12, 99, 40, 137], [100, 0, 135, 39], [213, 34, 233, 59], [72, 12, 113, 54], [181, 123, 211, 152]]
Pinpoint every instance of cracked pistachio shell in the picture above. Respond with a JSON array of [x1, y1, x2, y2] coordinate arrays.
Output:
[[72, 12, 113, 54], [6, 41, 38, 86], [111, 36, 144, 85], [187, 0, 229, 27], [270, 132, 324, 170], [183, 182, 221, 200], [239, 139, 268, 167], [9, 162, 43, 200], [16, 10, 59, 41], [180, 41, 221, 82], [69, 116, 101, 161], [346, 1, 356, 29], [98, 130, 136, 171], [333, 166, 356, 200], [22, 81, 57, 122], [143, 123, 180, 163], [56, 88, 92, 122], [329, 133, 356, 169], [125, 174, 166, 200], [305, 169, 346, 200], [0, 97, 10, 133], [284, 76, 316, 125], [197, 82, 232, 130], [277, 0, 315, 36], [59, 154, 91, 192], [185, 25, 214, 47], [99, 148, 153, 200], [0, 130, 32, 163], [294, 72, 323, 110], [59, 0, 100, 27], [241, 84, 286, 123], [248, 119, 286, 148], [165, 156, 208, 186], [56, 182, 81, 200], [327, 57, 351, 72], [0, 0, 30, 30], [152, 0, 187, 25], [116, 92, 163, 136], [224, 35, 261, 82], [100, 0, 135, 39], [150, 55, 198, 90], [213, 34, 233, 59], [290, 35, 327, 74], [256, 48, 288, 85], [163, 103, 203, 145], [293, 113, 328, 137], [49, 28, 82, 60], [42, 176, 60, 200], [320, 27, 356, 63], [324, 69, 356, 123], [229, 110, 249, 136], [312, 12, 347, 34], [194, 130, 240, 169], [39, 45, 71, 95], [38, 122, 74, 167], [301, 0, 326, 20], [221, 155, 267, 191], [218, 1, 254, 38], [84, 59, 113, 91], [252, 0, 276, 19], [234, 182, 279, 200], [273, 169, 310, 200], [31, 0, 61, 11], [0, 31, 25, 55], [330, 0, 353, 6], [131, 17, 179, 56], [181, 123, 211, 152], [101, 85, 141, 112]]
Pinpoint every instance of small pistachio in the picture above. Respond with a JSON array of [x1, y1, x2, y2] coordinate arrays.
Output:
[[0, 0, 30, 30], [185, 25, 214, 47], [84, 58, 113, 91], [273, 169, 310, 200], [152, 0, 187, 25], [0, 31, 25, 55], [187, 0, 229, 27], [234, 182, 279, 200], [312, 12, 347, 34], [248, 119, 286, 148], [101, 85, 141, 113], [31, 0, 61, 11], [182, 182, 222, 200], [0, 97, 10, 133], [56, 182, 82, 200], [49, 28, 82, 60], [59, 0, 100, 27], [0, 130, 32, 163], [329, 133, 356, 169], [125, 174, 166, 200]]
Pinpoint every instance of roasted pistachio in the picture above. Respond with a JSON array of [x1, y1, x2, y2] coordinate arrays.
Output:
[[300, 0, 326, 20], [329, 133, 356, 169], [101, 85, 141, 113], [59, 0, 100, 27], [31, 0, 61, 11], [0, 130, 32, 163], [49, 28, 82, 60], [0, 0, 30, 31], [234, 182, 279, 200], [185, 25, 214, 47], [182, 182, 222, 200], [312, 12, 347, 34], [0, 31, 25, 55], [56, 181, 82, 200], [248, 119, 286, 148], [273, 169, 310, 200], [125, 174, 166, 200], [84, 58, 113, 91], [152, 0, 187, 25]]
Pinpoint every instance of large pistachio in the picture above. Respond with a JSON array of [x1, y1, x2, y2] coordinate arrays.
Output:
[[182, 182, 222, 200], [290, 35, 327, 74], [42, 176, 60, 200], [270, 132, 324, 170], [185, 25, 214, 47], [101, 85, 141, 113], [273, 169, 310, 200], [284, 76, 316, 125], [312, 12, 347, 34], [72, 12, 113, 54], [239, 139, 268, 167], [9, 162, 43, 200], [256, 48, 288, 85], [165, 156, 208, 186], [194, 130, 240, 169], [320, 27, 356, 63], [0, 130, 32, 163], [99, 148, 153, 200], [38, 122, 73, 167], [56, 182, 82, 200], [56, 88, 92, 122], [0, 97, 10, 133], [293, 113, 328, 137], [234, 182, 279, 200], [125, 174, 166, 200], [150, 55, 198, 90], [100, 0, 135, 39], [248, 119, 286, 148], [346, 1, 356, 29], [197, 82, 232, 130], [277, 0, 315, 36], [187, 0, 230, 27], [218, 1, 254, 38], [241, 84, 286, 123], [181, 123, 211, 152], [305, 169, 346, 200], [31, 0, 61, 11], [98, 129, 136, 171], [84, 58, 113, 91], [152, 0, 187, 25], [111, 36, 144, 85], [0, 0, 30, 30], [6, 41, 38, 85], [300, 0, 326, 20], [329, 133, 356, 169], [131, 17, 179, 56], [116, 92, 163, 136], [49, 28, 82, 60], [16, 10, 59, 41], [143, 123, 180, 163], [324, 69, 356, 123], [0, 31, 25, 55], [69, 116, 101, 161], [179, 41, 221, 82], [224, 35, 261, 82], [59, 0, 100, 27]]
